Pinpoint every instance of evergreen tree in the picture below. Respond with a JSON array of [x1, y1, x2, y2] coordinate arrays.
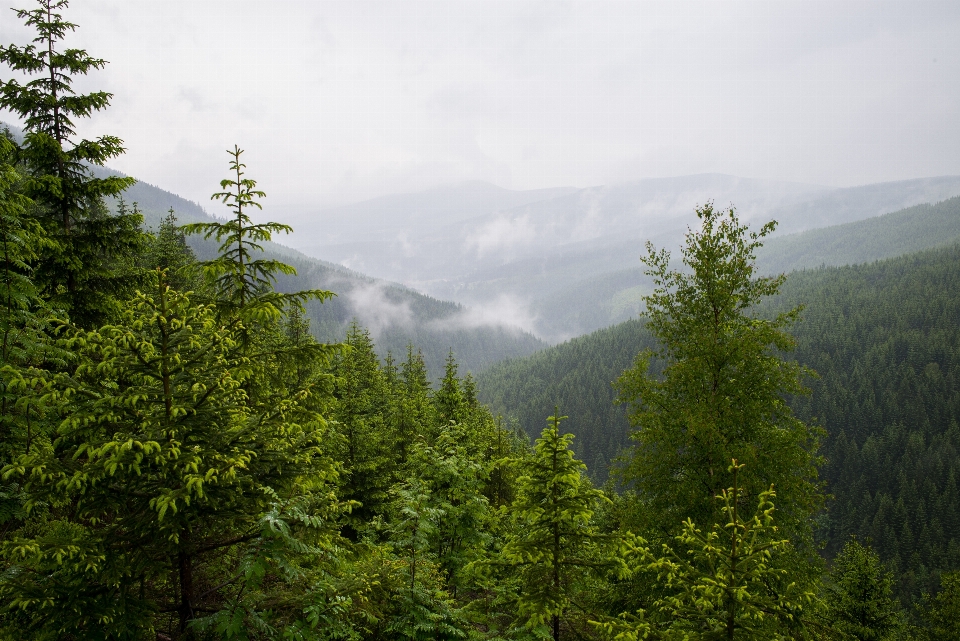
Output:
[[0, 275, 345, 639], [386, 477, 467, 640], [495, 412, 612, 641], [434, 351, 467, 427], [615, 204, 823, 541], [0, 0, 146, 327], [821, 539, 905, 641], [922, 571, 960, 641], [183, 146, 331, 325], [144, 208, 201, 292], [0, 134, 55, 543], [601, 461, 814, 640], [331, 322, 396, 537], [396, 345, 434, 457]]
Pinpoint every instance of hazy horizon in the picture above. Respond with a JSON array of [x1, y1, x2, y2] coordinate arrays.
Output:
[[2, 0, 959, 224]]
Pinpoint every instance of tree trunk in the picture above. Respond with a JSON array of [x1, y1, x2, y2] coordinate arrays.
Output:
[[177, 537, 195, 639]]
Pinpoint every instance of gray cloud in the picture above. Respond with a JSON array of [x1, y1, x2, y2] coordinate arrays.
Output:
[[342, 282, 414, 337], [1, 0, 958, 222]]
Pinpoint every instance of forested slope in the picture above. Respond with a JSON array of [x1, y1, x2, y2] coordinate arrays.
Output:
[[756, 194, 960, 274], [108, 155, 546, 377], [0, 123, 545, 377], [477, 242, 960, 601], [527, 195, 960, 340]]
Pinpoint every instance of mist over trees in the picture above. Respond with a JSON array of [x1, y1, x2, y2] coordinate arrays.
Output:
[[0, 1, 957, 639]]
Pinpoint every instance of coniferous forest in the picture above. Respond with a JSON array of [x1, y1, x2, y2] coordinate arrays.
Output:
[[1, 2, 959, 640]]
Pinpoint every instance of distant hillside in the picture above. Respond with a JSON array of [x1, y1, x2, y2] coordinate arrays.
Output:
[[756, 195, 960, 274], [125, 177, 547, 378], [283, 172, 960, 342], [0, 123, 544, 377], [476, 242, 960, 600], [477, 242, 960, 478], [528, 193, 960, 340]]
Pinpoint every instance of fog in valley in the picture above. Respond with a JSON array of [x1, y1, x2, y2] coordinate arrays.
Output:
[[3, 0, 960, 345]]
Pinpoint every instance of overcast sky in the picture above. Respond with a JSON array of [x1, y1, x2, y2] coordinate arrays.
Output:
[[2, 0, 960, 220]]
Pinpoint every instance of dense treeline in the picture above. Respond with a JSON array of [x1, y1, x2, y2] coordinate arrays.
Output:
[[4, 2, 960, 639], [475, 319, 653, 475], [777, 247, 960, 601], [477, 242, 960, 607]]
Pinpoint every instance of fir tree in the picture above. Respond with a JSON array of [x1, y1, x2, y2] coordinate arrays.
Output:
[[183, 146, 331, 325], [496, 412, 611, 641], [0, 0, 146, 327]]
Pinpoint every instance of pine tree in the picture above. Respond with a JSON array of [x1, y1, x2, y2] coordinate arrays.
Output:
[[0, 0, 146, 327], [386, 476, 467, 641], [0, 133, 56, 543], [434, 351, 467, 427]]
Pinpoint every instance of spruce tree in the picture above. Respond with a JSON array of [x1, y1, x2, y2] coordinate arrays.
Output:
[[496, 412, 611, 641], [0, 0, 146, 327], [331, 322, 396, 537], [183, 146, 331, 325], [0, 275, 345, 638]]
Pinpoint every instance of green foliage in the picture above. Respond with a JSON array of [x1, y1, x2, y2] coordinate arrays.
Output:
[[331, 323, 397, 537], [385, 477, 468, 641], [478, 240, 960, 607], [615, 204, 822, 541], [601, 462, 813, 640], [820, 540, 905, 641], [0, 276, 345, 638], [491, 413, 613, 640], [184, 146, 332, 324], [478, 318, 657, 481], [920, 571, 960, 641], [144, 209, 201, 292], [0, 0, 146, 327]]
